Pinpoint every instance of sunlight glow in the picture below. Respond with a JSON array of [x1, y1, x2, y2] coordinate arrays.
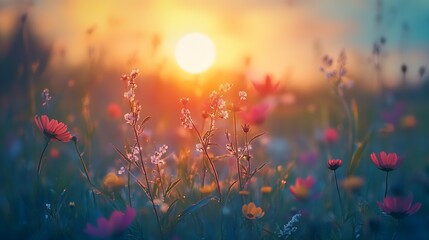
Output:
[[175, 32, 216, 74]]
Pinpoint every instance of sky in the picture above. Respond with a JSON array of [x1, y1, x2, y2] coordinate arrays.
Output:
[[0, 0, 428, 88]]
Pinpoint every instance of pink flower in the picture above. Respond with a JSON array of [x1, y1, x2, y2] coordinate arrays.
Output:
[[289, 176, 315, 201], [327, 159, 342, 171], [240, 103, 269, 125], [252, 74, 280, 96], [34, 115, 72, 142], [85, 206, 136, 238], [370, 152, 400, 172], [323, 128, 339, 144], [377, 196, 421, 219]]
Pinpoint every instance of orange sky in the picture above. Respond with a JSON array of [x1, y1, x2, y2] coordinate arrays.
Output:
[[1, 0, 428, 89]]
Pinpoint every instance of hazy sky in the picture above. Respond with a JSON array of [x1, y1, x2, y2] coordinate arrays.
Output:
[[1, 0, 428, 88]]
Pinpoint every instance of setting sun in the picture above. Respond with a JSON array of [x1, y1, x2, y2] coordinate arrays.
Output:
[[175, 32, 216, 74]]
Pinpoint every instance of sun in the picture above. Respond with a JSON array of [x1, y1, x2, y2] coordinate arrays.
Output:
[[175, 32, 216, 74]]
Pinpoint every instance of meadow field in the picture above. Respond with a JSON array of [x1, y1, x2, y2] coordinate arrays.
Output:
[[1, 1, 429, 239]]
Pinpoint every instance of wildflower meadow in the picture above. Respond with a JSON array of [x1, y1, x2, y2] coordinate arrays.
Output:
[[1, 1, 429, 239]]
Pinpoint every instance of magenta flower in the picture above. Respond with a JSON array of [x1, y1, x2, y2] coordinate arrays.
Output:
[[323, 128, 339, 144], [35, 115, 72, 175], [327, 159, 342, 171], [34, 115, 72, 142], [377, 196, 421, 219], [370, 152, 400, 172], [85, 206, 136, 238], [240, 102, 269, 125], [252, 74, 280, 97]]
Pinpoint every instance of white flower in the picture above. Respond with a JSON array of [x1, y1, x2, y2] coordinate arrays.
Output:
[[219, 83, 232, 92], [239, 91, 247, 100], [124, 113, 135, 124], [218, 99, 226, 109], [150, 144, 168, 165], [278, 213, 301, 239], [118, 166, 125, 175], [124, 90, 135, 100], [196, 143, 204, 152], [219, 110, 229, 119]]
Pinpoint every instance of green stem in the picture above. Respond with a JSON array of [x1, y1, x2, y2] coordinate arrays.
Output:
[[233, 111, 243, 190], [191, 120, 222, 203], [73, 141, 93, 186], [385, 171, 389, 198], [337, 91, 355, 161], [133, 127, 163, 237], [37, 139, 50, 176], [128, 162, 132, 207], [334, 170, 344, 221], [157, 164, 166, 198]]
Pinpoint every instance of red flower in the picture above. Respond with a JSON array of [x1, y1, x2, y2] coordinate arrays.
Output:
[[327, 159, 342, 171], [107, 103, 122, 119], [85, 206, 136, 238], [240, 102, 269, 125], [370, 152, 400, 172], [377, 196, 421, 219], [34, 115, 72, 142], [289, 176, 315, 201], [323, 128, 339, 144], [252, 74, 280, 96]]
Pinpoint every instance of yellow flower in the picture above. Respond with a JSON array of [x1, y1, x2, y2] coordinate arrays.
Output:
[[260, 186, 272, 193], [239, 190, 250, 195], [199, 182, 215, 194], [401, 115, 417, 129], [103, 172, 125, 190], [342, 176, 364, 193], [242, 202, 264, 220]]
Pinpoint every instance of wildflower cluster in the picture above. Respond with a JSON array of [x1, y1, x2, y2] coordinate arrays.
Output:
[[209, 83, 232, 119], [150, 144, 168, 165], [41, 88, 52, 107], [277, 213, 301, 239], [180, 98, 192, 129], [320, 49, 352, 92], [127, 145, 142, 163], [122, 69, 142, 126]]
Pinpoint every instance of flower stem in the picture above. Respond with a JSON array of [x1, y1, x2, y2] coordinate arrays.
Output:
[[334, 170, 344, 221], [133, 127, 163, 237], [157, 164, 166, 198], [73, 141, 94, 186], [37, 139, 50, 176], [336, 90, 355, 161], [233, 111, 243, 190], [128, 162, 132, 207], [385, 171, 389, 198], [191, 120, 222, 203]]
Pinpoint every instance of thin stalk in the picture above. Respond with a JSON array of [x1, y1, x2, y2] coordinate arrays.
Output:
[[37, 139, 50, 176], [157, 164, 166, 198], [73, 139, 97, 207], [233, 111, 243, 190], [133, 127, 163, 237], [73, 141, 94, 186], [190, 120, 222, 203], [201, 164, 207, 188], [336, 89, 355, 160], [334, 170, 344, 221], [127, 162, 132, 207], [385, 171, 389, 198], [244, 132, 251, 185]]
